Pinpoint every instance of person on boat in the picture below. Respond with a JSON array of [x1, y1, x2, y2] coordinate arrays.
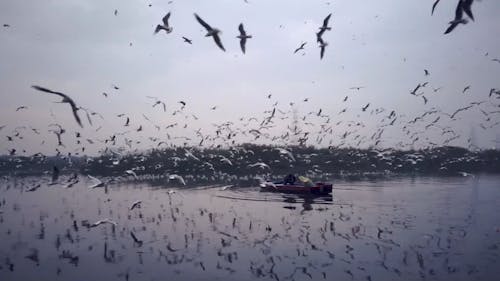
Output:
[[283, 174, 297, 185]]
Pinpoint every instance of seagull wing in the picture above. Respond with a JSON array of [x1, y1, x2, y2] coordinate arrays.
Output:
[[462, 0, 474, 21], [212, 33, 225, 51], [154, 25, 163, 34], [320, 45, 325, 59], [322, 13, 332, 27], [238, 23, 246, 36], [162, 12, 171, 26], [194, 13, 212, 31], [444, 22, 459, 34], [454, 0, 464, 21], [431, 0, 441, 15], [240, 37, 246, 54], [70, 103, 83, 127]]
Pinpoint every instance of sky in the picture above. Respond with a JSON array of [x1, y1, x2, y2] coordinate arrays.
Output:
[[0, 0, 499, 156]]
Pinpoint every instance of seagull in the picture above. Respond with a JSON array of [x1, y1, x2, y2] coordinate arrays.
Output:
[[182, 36, 193, 44], [130, 231, 143, 245], [88, 175, 104, 188], [411, 84, 421, 95], [155, 12, 173, 34], [463, 85, 470, 93], [168, 174, 186, 185], [424, 69, 430, 76], [349, 86, 364, 90], [125, 170, 139, 180], [237, 23, 252, 54], [32, 85, 83, 127], [26, 184, 41, 192], [294, 42, 306, 54], [130, 200, 142, 210], [362, 103, 370, 111], [91, 219, 117, 227], [16, 106, 28, 111], [444, 0, 468, 34], [194, 13, 225, 51], [276, 148, 295, 161], [147, 96, 167, 112], [247, 162, 270, 169]]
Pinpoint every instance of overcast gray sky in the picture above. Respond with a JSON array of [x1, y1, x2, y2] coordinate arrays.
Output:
[[1, 0, 499, 155]]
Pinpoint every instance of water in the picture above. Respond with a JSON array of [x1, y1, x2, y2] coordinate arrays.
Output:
[[0, 175, 499, 281]]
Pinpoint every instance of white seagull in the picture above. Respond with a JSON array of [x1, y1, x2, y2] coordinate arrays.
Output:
[[154, 12, 173, 34], [88, 175, 104, 188], [168, 174, 186, 185], [91, 219, 117, 227]]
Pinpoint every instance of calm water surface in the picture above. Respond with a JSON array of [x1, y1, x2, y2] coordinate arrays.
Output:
[[0, 175, 499, 281]]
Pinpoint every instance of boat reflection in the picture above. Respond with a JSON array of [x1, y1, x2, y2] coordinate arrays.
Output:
[[281, 193, 332, 213]]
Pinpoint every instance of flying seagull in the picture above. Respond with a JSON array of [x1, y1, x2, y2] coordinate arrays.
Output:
[[237, 23, 252, 54], [194, 13, 225, 51], [444, 0, 468, 34], [130, 200, 142, 210], [168, 174, 186, 185], [91, 219, 117, 228], [155, 12, 173, 34], [32, 85, 83, 127], [182, 36, 192, 44], [294, 42, 306, 54], [125, 170, 139, 180], [88, 175, 104, 188]]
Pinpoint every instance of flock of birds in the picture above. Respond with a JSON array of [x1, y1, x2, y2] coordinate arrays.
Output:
[[1, 2, 499, 280], [152, 11, 330, 58], [17, 63, 500, 160]]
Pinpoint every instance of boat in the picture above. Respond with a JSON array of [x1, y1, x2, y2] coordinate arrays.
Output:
[[259, 181, 332, 195]]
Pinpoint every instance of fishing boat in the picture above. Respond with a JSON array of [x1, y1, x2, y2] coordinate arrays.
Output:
[[259, 180, 332, 195]]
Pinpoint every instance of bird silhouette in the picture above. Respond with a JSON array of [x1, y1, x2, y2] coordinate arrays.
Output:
[[194, 13, 225, 51], [31, 85, 83, 127]]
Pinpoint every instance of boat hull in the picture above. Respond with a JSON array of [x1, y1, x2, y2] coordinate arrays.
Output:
[[260, 182, 332, 195]]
